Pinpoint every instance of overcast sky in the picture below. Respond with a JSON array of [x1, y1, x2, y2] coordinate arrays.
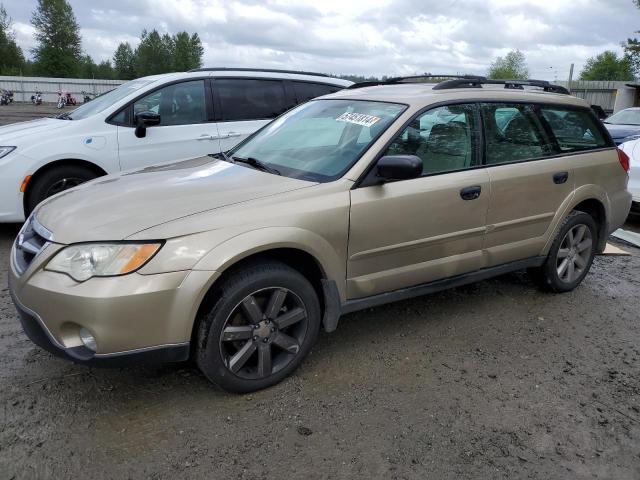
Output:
[[2, 0, 639, 80]]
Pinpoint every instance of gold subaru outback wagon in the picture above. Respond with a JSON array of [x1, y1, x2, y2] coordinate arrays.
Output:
[[9, 76, 632, 392]]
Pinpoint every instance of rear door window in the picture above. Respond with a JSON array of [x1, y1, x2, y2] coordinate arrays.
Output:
[[293, 82, 342, 103], [480, 103, 555, 165], [539, 107, 608, 152], [216, 79, 290, 121]]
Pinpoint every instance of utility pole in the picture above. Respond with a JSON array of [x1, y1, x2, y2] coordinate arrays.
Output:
[[568, 63, 574, 93]]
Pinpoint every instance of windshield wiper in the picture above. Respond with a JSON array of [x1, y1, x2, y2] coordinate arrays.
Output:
[[209, 151, 233, 163], [55, 112, 73, 120], [232, 156, 281, 175]]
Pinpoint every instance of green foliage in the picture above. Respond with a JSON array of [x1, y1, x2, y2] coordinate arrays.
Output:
[[134, 29, 204, 76], [31, 0, 82, 77], [172, 31, 203, 71], [0, 4, 25, 75], [113, 42, 136, 79], [580, 50, 633, 81], [487, 50, 529, 79], [78, 53, 114, 79]]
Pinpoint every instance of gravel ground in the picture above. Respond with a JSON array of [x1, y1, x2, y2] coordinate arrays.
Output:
[[0, 103, 64, 125], [0, 104, 639, 479]]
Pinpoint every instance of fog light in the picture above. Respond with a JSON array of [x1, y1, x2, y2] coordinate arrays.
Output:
[[79, 327, 96, 352]]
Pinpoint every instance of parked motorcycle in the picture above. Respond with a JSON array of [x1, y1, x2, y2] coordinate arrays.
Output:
[[31, 91, 43, 105], [0, 90, 13, 105], [57, 91, 77, 109], [82, 91, 94, 103]]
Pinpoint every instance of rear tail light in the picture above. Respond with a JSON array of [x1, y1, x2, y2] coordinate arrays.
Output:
[[617, 148, 630, 173]]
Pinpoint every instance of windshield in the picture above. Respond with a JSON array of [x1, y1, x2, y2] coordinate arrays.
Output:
[[605, 109, 640, 126], [64, 79, 154, 120], [230, 99, 406, 182]]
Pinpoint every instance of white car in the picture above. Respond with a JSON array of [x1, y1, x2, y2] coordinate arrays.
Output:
[[0, 68, 351, 222], [618, 137, 640, 213]]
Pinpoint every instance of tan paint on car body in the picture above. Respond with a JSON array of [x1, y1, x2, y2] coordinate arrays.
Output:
[[9, 84, 633, 357]]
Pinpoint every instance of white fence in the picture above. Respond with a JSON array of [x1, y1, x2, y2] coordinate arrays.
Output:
[[0, 75, 125, 103]]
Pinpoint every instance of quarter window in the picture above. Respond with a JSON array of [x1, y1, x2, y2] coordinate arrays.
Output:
[[216, 79, 291, 121], [481, 103, 554, 164], [132, 80, 206, 126], [293, 82, 342, 103], [384, 104, 479, 175], [539, 107, 608, 152]]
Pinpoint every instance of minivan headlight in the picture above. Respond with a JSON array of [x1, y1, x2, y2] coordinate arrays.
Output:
[[46, 242, 162, 281], [0, 146, 16, 158]]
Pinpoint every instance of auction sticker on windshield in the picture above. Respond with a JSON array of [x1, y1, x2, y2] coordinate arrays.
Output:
[[336, 112, 381, 127]]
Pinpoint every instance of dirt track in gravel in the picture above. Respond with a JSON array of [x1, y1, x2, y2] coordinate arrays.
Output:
[[1, 218, 640, 479]]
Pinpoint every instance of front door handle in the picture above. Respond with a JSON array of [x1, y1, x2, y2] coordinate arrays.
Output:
[[460, 185, 482, 201], [553, 171, 569, 184], [196, 134, 215, 141]]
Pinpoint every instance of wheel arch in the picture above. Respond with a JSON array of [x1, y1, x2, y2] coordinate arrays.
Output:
[[23, 159, 108, 215]]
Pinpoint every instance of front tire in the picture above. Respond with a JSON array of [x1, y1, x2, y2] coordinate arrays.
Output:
[[196, 261, 321, 393], [530, 211, 597, 292], [25, 165, 99, 215]]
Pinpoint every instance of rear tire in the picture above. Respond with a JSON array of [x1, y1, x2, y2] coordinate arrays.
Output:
[[529, 211, 597, 292], [196, 260, 321, 393], [25, 165, 98, 215]]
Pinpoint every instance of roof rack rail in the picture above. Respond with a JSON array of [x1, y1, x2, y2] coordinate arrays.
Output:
[[432, 77, 570, 95], [347, 74, 482, 90], [187, 67, 331, 78]]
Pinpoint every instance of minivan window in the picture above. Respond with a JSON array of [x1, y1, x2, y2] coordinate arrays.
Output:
[[133, 80, 206, 126], [217, 79, 291, 121], [293, 82, 342, 103], [481, 103, 554, 164], [69, 79, 153, 120], [384, 104, 479, 175], [230, 99, 406, 182], [540, 107, 608, 152]]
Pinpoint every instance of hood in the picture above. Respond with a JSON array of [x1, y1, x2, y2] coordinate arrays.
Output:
[[604, 123, 640, 142], [35, 156, 315, 244], [0, 117, 71, 143]]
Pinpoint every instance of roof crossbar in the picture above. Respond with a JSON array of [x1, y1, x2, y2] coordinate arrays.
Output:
[[347, 74, 483, 89], [432, 77, 570, 95]]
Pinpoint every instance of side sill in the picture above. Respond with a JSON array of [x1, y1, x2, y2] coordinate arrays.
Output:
[[341, 256, 546, 315]]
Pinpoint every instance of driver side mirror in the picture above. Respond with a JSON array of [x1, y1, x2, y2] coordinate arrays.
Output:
[[376, 155, 423, 182], [134, 111, 161, 138]]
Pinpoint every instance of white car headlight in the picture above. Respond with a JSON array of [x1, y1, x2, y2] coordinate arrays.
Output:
[[0, 146, 16, 158], [46, 242, 162, 282]]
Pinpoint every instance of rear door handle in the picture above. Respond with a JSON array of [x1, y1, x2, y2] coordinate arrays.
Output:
[[460, 185, 482, 201], [553, 171, 569, 184], [226, 132, 243, 138]]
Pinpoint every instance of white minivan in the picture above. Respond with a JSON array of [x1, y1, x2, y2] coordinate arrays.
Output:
[[0, 68, 351, 222]]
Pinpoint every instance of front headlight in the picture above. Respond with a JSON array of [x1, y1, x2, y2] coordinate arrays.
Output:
[[45, 242, 162, 281], [0, 146, 16, 158]]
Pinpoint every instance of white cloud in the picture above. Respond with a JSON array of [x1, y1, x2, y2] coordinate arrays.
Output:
[[1, 0, 639, 79]]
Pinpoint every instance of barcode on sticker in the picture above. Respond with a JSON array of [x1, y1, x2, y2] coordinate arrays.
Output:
[[336, 112, 381, 127]]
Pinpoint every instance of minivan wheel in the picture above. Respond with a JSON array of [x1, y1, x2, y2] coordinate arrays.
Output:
[[530, 211, 597, 293], [196, 261, 321, 393], [26, 165, 98, 215]]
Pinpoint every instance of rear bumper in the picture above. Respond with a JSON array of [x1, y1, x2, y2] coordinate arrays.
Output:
[[11, 289, 190, 367]]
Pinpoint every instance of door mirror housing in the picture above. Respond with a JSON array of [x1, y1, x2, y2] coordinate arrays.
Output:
[[134, 111, 161, 138], [376, 155, 423, 181]]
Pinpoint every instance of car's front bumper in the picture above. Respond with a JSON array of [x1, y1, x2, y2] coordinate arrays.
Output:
[[9, 238, 218, 366]]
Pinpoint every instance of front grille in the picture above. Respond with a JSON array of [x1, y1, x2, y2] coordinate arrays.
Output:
[[13, 216, 53, 275]]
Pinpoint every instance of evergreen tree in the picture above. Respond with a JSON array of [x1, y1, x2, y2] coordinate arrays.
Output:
[[31, 0, 82, 77], [113, 42, 136, 79], [0, 4, 25, 75], [172, 31, 203, 71], [135, 29, 173, 76]]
